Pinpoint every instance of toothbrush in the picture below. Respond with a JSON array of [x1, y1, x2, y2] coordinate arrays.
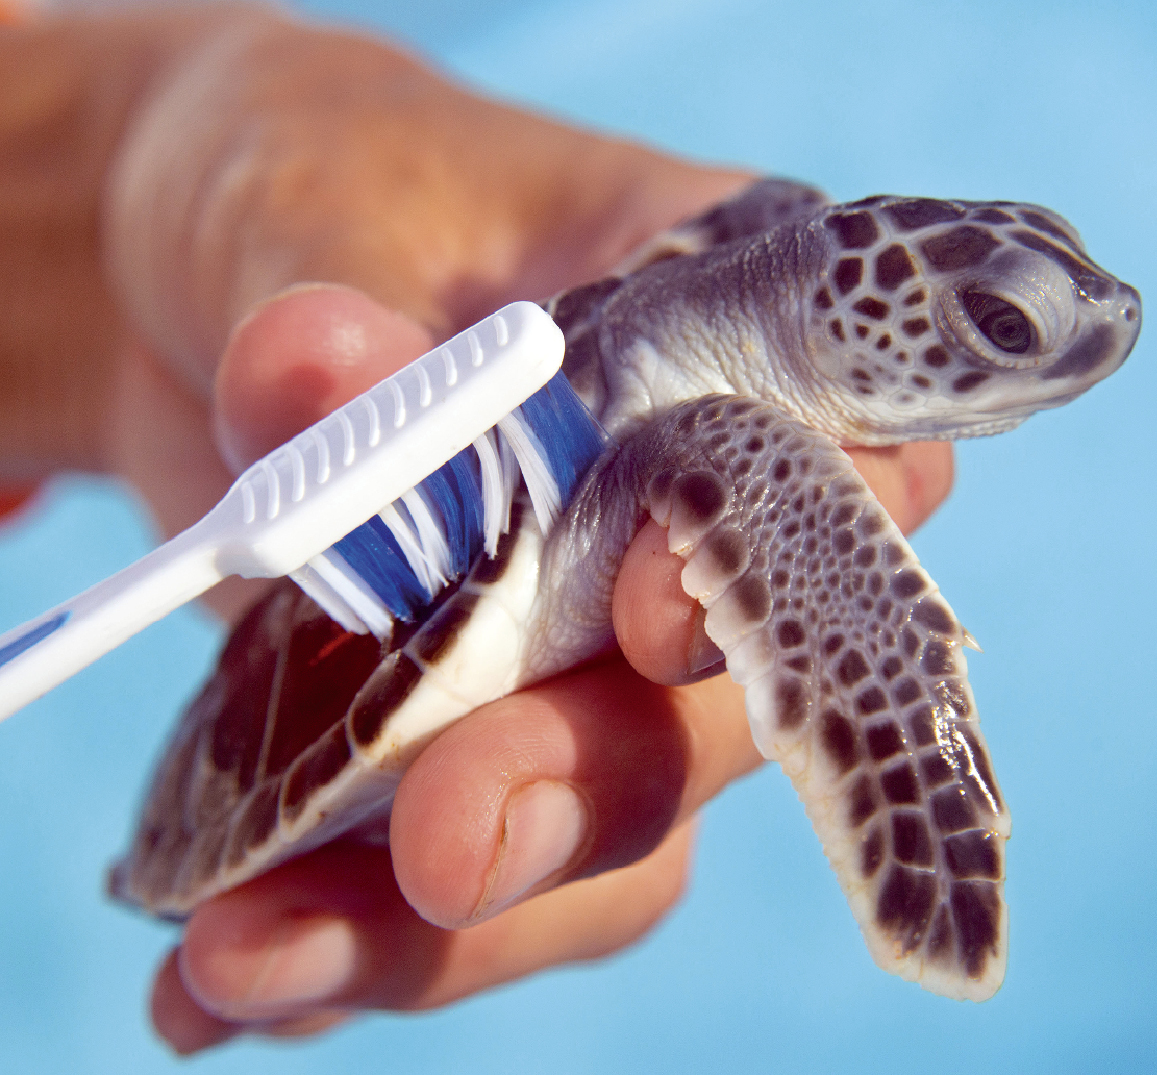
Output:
[[0, 301, 607, 723]]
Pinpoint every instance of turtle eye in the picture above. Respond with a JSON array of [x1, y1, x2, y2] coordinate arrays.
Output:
[[961, 290, 1032, 354]]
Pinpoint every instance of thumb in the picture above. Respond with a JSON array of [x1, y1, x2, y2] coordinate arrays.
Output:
[[214, 284, 433, 471]]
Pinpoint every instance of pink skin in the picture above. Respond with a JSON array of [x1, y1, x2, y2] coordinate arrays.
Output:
[[0, 5, 951, 1054]]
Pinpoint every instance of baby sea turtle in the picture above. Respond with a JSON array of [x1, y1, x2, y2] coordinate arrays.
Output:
[[110, 179, 1142, 1002]]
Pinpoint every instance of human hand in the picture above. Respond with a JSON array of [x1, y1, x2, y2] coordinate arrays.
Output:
[[0, 3, 952, 1053]]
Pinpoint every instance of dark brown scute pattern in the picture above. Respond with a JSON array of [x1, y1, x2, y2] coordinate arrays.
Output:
[[862, 827, 885, 876], [952, 371, 990, 394], [732, 573, 772, 624], [469, 500, 524, 584], [281, 724, 354, 824], [852, 297, 889, 320], [923, 345, 951, 368], [185, 825, 230, 892], [920, 226, 1000, 271], [951, 882, 1002, 976], [885, 199, 966, 230], [225, 781, 280, 869], [932, 788, 977, 833], [412, 593, 480, 665], [205, 591, 288, 791], [1012, 228, 1113, 299], [878, 866, 937, 951], [874, 244, 917, 290], [827, 211, 880, 249], [970, 207, 1016, 226], [945, 831, 1000, 879], [1017, 209, 1079, 250], [892, 813, 934, 866], [262, 608, 383, 779], [775, 677, 807, 729], [837, 648, 870, 685], [673, 471, 728, 522], [834, 258, 863, 294], [928, 906, 953, 959], [881, 763, 920, 803], [848, 775, 877, 826], [1040, 323, 1117, 381], [866, 723, 904, 760], [821, 709, 858, 773], [706, 527, 749, 575], [117, 185, 1036, 991], [682, 176, 828, 248], [349, 651, 423, 748]]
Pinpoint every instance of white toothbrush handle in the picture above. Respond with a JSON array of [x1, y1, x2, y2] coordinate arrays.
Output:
[[0, 527, 222, 722], [0, 301, 563, 723]]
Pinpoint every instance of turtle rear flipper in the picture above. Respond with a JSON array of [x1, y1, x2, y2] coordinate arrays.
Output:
[[111, 501, 545, 918]]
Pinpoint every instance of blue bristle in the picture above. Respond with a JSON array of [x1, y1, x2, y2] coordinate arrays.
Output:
[[517, 371, 607, 502], [419, 452, 485, 578], [320, 370, 606, 631], [440, 451, 486, 569], [333, 514, 428, 620]]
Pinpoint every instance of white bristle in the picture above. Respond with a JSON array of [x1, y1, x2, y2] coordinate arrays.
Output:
[[472, 431, 506, 556], [288, 562, 370, 635], [379, 503, 439, 598], [399, 490, 453, 588], [497, 410, 561, 533], [499, 434, 519, 527], [306, 551, 393, 638]]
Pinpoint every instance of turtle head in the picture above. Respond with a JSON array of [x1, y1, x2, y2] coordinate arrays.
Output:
[[800, 196, 1141, 442]]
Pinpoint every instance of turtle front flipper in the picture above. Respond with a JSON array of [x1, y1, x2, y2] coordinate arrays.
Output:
[[540, 395, 1010, 1001]]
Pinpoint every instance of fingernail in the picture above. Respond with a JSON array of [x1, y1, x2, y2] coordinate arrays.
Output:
[[191, 917, 356, 1019], [688, 607, 725, 675], [477, 781, 589, 919]]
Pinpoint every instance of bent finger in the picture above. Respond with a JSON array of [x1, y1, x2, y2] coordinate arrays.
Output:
[[614, 440, 955, 686], [158, 821, 695, 1050], [389, 659, 750, 929]]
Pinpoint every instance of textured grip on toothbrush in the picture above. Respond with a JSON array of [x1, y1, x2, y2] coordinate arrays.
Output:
[[213, 302, 564, 578]]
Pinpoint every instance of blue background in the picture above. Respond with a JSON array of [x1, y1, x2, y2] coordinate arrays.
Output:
[[1, 0, 1155, 1071]]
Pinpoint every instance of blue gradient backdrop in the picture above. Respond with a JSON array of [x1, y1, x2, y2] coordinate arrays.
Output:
[[1, 1, 1154, 1071]]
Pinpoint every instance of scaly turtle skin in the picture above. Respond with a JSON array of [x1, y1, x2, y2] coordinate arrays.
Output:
[[110, 179, 1142, 1001]]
